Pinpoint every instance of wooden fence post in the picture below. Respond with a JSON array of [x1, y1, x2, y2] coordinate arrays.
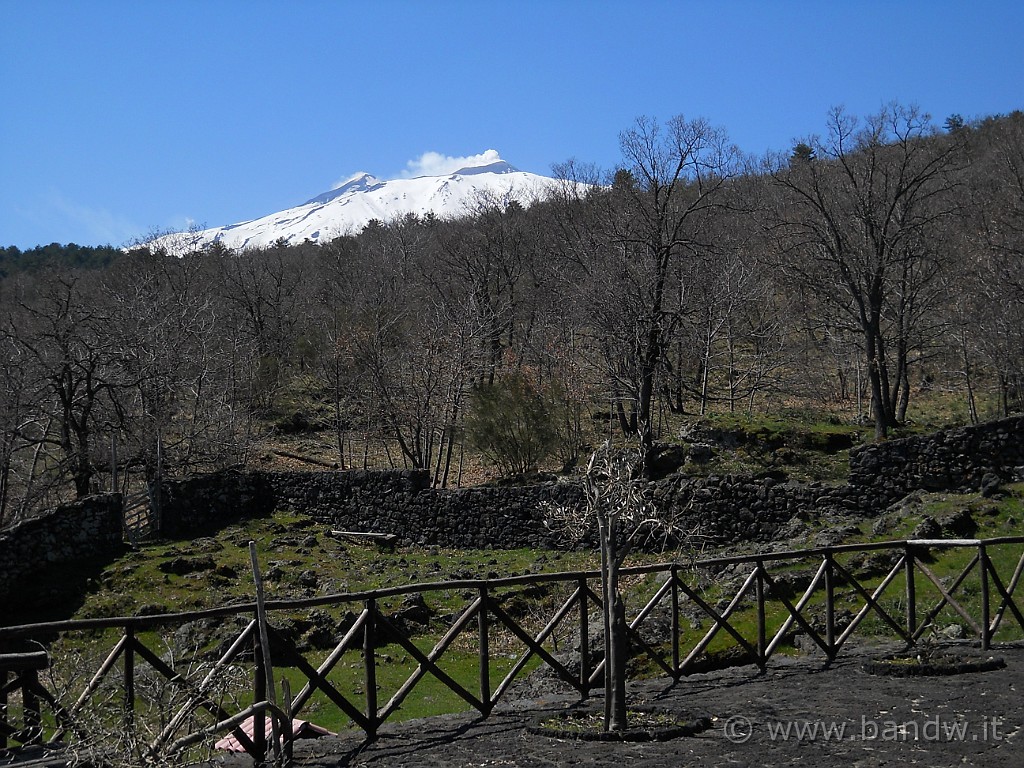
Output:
[[249, 541, 278, 766], [755, 561, 767, 670], [905, 543, 917, 643], [578, 577, 589, 693], [124, 626, 135, 730], [22, 669, 40, 745], [980, 543, 992, 651], [824, 552, 836, 659], [670, 564, 680, 678], [1, 668, 7, 751], [478, 586, 491, 714], [251, 623, 267, 765], [364, 598, 378, 741]]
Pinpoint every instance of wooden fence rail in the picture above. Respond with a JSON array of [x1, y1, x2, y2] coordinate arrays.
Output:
[[1, 535, 1023, 766]]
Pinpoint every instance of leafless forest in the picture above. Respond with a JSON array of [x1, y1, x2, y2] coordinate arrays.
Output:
[[2, 105, 1023, 525]]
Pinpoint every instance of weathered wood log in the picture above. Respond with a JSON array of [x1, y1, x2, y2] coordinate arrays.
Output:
[[0, 651, 49, 671], [272, 450, 339, 469], [330, 530, 398, 551], [330, 530, 397, 543]]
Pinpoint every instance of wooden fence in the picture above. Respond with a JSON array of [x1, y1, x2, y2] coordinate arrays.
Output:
[[2, 535, 1023, 766]]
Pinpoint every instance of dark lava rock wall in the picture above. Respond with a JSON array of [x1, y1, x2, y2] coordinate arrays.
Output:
[[157, 469, 584, 550], [848, 414, 1024, 507], [151, 415, 1024, 549], [5, 417, 1022, 608], [0, 494, 123, 606]]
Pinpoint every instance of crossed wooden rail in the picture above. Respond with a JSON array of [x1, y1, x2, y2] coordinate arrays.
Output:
[[1, 535, 1023, 766]]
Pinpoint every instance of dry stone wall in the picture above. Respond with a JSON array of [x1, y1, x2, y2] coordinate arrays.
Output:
[[156, 469, 271, 538], [649, 475, 832, 543], [4, 415, 1022, 611], [151, 415, 1024, 549], [154, 469, 851, 549], [847, 415, 1024, 507], [158, 469, 583, 550], [0, 494, 123, 608]]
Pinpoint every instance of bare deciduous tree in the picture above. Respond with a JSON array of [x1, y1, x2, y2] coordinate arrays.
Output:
[[3, 272, 123, 498], [554, 116, 743, 451], [547, 441, 696, 732], [770, 104, 965, 438]]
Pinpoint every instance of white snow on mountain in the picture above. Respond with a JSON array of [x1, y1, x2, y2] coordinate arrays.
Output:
[[157, 152, 558, 253]]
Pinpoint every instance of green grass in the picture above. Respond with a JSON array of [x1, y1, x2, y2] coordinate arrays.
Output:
[[678, 485, 1024, 661], [7, 390, 1022, 756], [276, 638, 544, 731], [23, 519, 600, 735], [54, 514, 598, 623], [661, 409, 863, 482], [615, 483, 1024, 681], [13, 480, 1024, 743]]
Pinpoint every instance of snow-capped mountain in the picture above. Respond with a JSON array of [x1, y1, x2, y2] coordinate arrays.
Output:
[[160, 154, 557, 252]]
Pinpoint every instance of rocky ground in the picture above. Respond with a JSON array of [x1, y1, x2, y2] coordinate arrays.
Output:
[[203, 641, 1023, 768]]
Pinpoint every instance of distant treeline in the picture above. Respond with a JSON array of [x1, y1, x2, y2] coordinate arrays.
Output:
[[0, 243, 122, 278]]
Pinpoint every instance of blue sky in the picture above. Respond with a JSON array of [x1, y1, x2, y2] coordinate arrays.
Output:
[[2, 0, 1023, 250]]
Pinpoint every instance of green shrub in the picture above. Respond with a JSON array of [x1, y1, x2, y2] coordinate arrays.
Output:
[[465, 373, 559, 477]]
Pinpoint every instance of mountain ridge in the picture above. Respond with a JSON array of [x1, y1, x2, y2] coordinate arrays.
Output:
[[159, 154, 557, 252]]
